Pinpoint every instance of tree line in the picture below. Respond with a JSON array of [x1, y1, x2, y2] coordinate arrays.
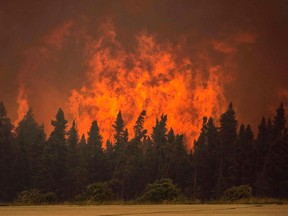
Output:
[[0, 101, 287, 202]]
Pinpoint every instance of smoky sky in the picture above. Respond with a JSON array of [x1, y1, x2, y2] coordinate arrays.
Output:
[[0, 0, 288, 134]]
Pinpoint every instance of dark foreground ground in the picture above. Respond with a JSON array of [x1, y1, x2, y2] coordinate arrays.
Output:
[[0, 204, 288, 216]]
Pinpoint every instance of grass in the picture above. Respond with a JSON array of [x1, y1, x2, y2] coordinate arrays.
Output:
[[1, 204, 288, 216], [207, 197, 288, 204], [8, 195, 288, 206]]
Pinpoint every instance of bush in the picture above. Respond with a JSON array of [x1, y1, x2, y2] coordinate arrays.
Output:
[[15, 189, 57, 205], [41, 192, 57, 204], [15, 189, 42, 204], [139, 179, 180, 203], [76, 182, 116, 202], [221, 185, 253, 201]]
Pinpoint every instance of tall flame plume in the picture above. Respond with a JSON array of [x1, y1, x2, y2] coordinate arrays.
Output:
[[68, 22, 227, 148], [14, 85, 29, 127]]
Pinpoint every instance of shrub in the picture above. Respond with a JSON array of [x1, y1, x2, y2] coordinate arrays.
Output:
[[15, 189, 42, 204], [139, 178, 180, 203], [15, 189, 57, 204], [77, 182, 116, 202], [41, 192, 57, 204], [221, 185, 253, 201]]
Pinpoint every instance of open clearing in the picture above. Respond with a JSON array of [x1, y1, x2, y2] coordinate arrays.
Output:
[[1, 204, 288, 216]]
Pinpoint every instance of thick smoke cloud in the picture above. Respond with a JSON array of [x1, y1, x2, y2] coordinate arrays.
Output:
[[0, 0, 287, 140]]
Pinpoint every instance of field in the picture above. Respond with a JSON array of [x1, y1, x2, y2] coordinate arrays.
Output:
[[1, 204, 288, 216]]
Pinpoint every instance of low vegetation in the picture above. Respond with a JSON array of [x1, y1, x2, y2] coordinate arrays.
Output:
[[76, 182, 117, 203], [138, 179, 180, 203], [15, 189, 57, 205], [220, 185, 253, 201]]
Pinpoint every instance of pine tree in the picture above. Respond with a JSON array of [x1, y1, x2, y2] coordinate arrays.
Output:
[[66, 120, 79, 199], [105, 140, 114, 182], [15, 108, 45, 191], [112, 111, 129, 198], [216, 102, 238, 197], [236, 124, 254, 186], [267, 103, 288, 197], [168, 132, 191, 195], [87, 120, 105, 183], [143, 135, 158, 184], [133, 110, 147, 140], [255, 118, 269, 172], [49, 108, 67, 145], [76, 134, 89, 194], [0, 102, 17, 201], [40, 108, 68, 199], [152, 114, 168, 179], [255, 117, 273, 197], [122, 112, 147, 199], [193, 117, 210, 200], [113, 111, 126, 152], [206, 117, 219, 199], [88, 120, 103, 156], [272, 103, 286, 137], [105, 140, 113, 159], [67, 120, 78, 150]]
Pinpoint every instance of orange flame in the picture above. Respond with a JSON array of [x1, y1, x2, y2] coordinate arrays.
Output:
[[68, 22, 227, 148], [14, 85, 29, 127]]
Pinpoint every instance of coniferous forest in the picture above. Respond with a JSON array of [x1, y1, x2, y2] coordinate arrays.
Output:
[[0, 101, 288, 203]]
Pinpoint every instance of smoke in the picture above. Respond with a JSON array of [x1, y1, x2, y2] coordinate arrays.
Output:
[[13, 20, 85, 133], [0, 0, 287, 146], [15, 18, 256, 148]]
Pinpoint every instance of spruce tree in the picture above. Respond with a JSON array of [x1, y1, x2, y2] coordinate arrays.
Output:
[[143, 135, 158, 184], [112, 111, 127, 155], [133, 110, 147, 140], [40, 108, 68, 199], [87, 120, 103, 156], [267, 103, 288, 197], [112, 111, 129, 199], [216, 103, 238, 197], [67, 120, 78, 150], [168, 132, 191, 195], [236, 124, 254, 186], [206, 117, 219, 199], [76, 134, 89, 193], [152, 114, 168, 179], [87, 120, 105, 183], [15, 108, 45, 190], [0, 102, 16, 201], [193, 117, 210, 200], [66, 120, 79, 198], [254, 117, 270, 196], [123, 111, 147, 199]]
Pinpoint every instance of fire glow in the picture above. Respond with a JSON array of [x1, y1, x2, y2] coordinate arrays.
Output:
[[68, 22, 227, 148], [13, 20, 255, 149]]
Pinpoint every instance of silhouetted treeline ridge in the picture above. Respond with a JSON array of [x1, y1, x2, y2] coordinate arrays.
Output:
[[0, 101, 287, 202]]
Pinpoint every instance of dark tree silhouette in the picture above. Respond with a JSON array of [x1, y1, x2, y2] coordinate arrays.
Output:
[[216, 103, 238, 197], [0, 102, 17, 201], [267, 103, 288, 197], [40, 108, 68, 199], [0, 102, 287, 202], [152, 114, 168, 179], [15, 108, 45, 191]]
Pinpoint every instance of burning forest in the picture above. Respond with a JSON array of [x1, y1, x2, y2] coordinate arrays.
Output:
[[0, 0, 288, 204], [12, 19, 257, 149]]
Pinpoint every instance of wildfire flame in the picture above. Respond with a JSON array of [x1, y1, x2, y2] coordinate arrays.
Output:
[[68, 22, 227, 148], [15, 85, 29, 127], [13, 19, 255, 149]]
